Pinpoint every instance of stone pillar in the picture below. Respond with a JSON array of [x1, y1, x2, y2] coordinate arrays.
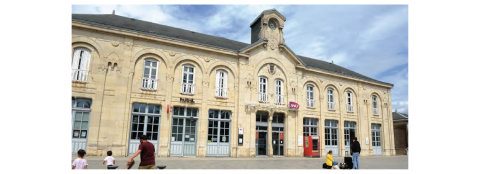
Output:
[[268, 111, 273, 157]]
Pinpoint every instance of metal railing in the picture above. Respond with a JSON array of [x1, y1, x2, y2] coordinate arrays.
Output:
[[274, 94, 285, 105], [181, 83, 195, 94], [373, 108, 379, 115], [328, 102, 335, 110], [258, 92, 268, 103], [307, 99, 315, 107], [215, 87, 228, 98], [72, 69, 88, 82], [347, 104, 354, 112], [141, 77, 158, 90]]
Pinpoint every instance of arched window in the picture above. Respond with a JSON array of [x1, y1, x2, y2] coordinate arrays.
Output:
[[181, 65, 195, 94], [306, 85, 315, 107], [274, 79, 284, 105], [71, 48, 91, 82], [327, 88, 335, 110], [258, 77, 268, 102], [142, 59, 158, 90], [346, 91, 353, 112], [215, 70, 228, 98], [372, 95, 379, 115]]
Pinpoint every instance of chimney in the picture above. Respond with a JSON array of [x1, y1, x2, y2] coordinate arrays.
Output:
[[395, 109, 397, 113], [112, 10, 115, 15]]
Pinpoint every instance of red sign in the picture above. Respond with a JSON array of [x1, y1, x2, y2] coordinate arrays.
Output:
[[280, 133, 284, 140], [289, 102, 299, 109], [256, 132, 258, 139], [167, 105, 170, 114]]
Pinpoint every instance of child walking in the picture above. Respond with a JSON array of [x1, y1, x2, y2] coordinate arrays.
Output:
[[72, 149, 88, 169], [103, 151, 116, 168]]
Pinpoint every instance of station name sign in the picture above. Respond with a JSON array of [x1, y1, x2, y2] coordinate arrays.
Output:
[[289, 101, 299, 109], [180, 98, 194, 103]]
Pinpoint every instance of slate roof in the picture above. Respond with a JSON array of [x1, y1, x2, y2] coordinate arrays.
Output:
[[392, 112, 409, 121], [72, 13, 392, 86]]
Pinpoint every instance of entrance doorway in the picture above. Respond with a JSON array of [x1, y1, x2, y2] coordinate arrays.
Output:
[[206, 110, 231, 156], [256, 111, 268, 156], [72, 98, 92, 155], [170, 107, 198, 156], [272, 113, 285, 156], [344, 121, 356, 155], [325, 120, 339, 156], [372, 124, 382, 156], [128, 103, 161, 155]]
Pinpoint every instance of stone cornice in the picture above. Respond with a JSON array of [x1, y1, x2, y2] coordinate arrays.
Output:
[[72, 21, 247, 58], [296, 66, 394, 89]]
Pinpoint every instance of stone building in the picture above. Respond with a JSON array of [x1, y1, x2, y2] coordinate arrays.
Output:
[[393, 111, 408, 155], [71, 9, 396, 157]]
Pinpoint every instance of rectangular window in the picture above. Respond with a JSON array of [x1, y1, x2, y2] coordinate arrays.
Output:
[[372, 96, 379, 115], [307, 85, 315, 107], [181, 65, 195, 94], [346, 92, 353, 112], [258, 77, 268, 102], [130, 103, 161, 141], [215, 70, 228, 98], [72, 48, 91, 82], [274, 79, 284, 105], [303, 118, 318, 136], [208, 109, 231, 143], [327, 88, 335, 110], [141, 60, 158, 90]]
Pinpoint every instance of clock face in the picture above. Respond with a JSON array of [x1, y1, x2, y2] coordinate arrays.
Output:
[[268, 20, 276, 30]]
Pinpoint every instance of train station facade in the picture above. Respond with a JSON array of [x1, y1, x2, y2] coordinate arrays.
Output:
[[71, 9, 396, 157]]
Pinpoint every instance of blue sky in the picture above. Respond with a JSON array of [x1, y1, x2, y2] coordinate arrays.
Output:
[[72, 5, 408, 113]]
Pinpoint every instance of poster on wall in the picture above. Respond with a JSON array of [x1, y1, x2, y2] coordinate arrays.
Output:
[[73, 130, 80, 138], [80, 130, 87, 138], [298, 136, 303, 146]]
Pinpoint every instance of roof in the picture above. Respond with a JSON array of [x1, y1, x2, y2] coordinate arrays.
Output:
[[392, 112, 409, 121], [72, 14, 249, 51], [72, 13, 392, 87], [249, 8, 286, 27]]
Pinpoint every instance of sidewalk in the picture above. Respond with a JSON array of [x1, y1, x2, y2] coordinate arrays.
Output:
[[72, 155, 408, 169]]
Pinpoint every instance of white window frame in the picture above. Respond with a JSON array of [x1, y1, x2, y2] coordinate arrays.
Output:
[[274, 79, 284, 105], [258, 77, 268, 103], [346, 91, 353, 112], [327, 88, 335, 110], [306, 85, 315, 108], [71, 48, 91, 82], [372, 96, 379, 115], [215, 70, 228, 98], [181, 65, 195, 94], [141, 59, 159, 90]]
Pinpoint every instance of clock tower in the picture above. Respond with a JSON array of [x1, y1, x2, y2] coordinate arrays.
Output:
[[250, 9, 286, 50]]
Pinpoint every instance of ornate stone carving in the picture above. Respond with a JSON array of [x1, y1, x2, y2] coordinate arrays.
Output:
[[203, 81, 209, 87], [111, 41, 120, 47]]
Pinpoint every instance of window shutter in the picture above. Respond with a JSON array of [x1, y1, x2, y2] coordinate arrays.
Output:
[[71, 49, 81, 80], [215, 71, 220, 96], [223, 72, 227, 91], [82, 50, 91, 81]]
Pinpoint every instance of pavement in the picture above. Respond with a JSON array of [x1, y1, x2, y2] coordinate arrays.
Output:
[[71, 155, 408, 169]]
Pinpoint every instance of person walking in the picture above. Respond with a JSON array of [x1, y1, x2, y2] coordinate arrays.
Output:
[[351, 137, 361, 169], [127, 135, 156, 169]]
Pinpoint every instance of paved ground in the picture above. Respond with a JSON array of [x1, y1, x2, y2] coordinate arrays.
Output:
[[72, 155, 408, 169]]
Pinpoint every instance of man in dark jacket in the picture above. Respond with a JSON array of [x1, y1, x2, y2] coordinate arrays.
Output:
[[351, 137, 361, 169]]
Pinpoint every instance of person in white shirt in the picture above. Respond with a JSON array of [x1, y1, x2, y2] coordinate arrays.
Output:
[[103, 150, 116, 167], [72, 149, 88, 169]]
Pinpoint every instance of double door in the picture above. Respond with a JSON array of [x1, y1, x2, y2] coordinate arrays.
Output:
[[372, 124, 382, 156], [325, 120, 339, 156], [256, 126, 268, 156], [170, 117, 197, 156], [272, 127, 284, 156], [344, 121, 356, 155]]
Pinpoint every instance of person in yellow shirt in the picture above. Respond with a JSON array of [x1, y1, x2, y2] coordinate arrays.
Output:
[[326, 150, 339, 169]]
